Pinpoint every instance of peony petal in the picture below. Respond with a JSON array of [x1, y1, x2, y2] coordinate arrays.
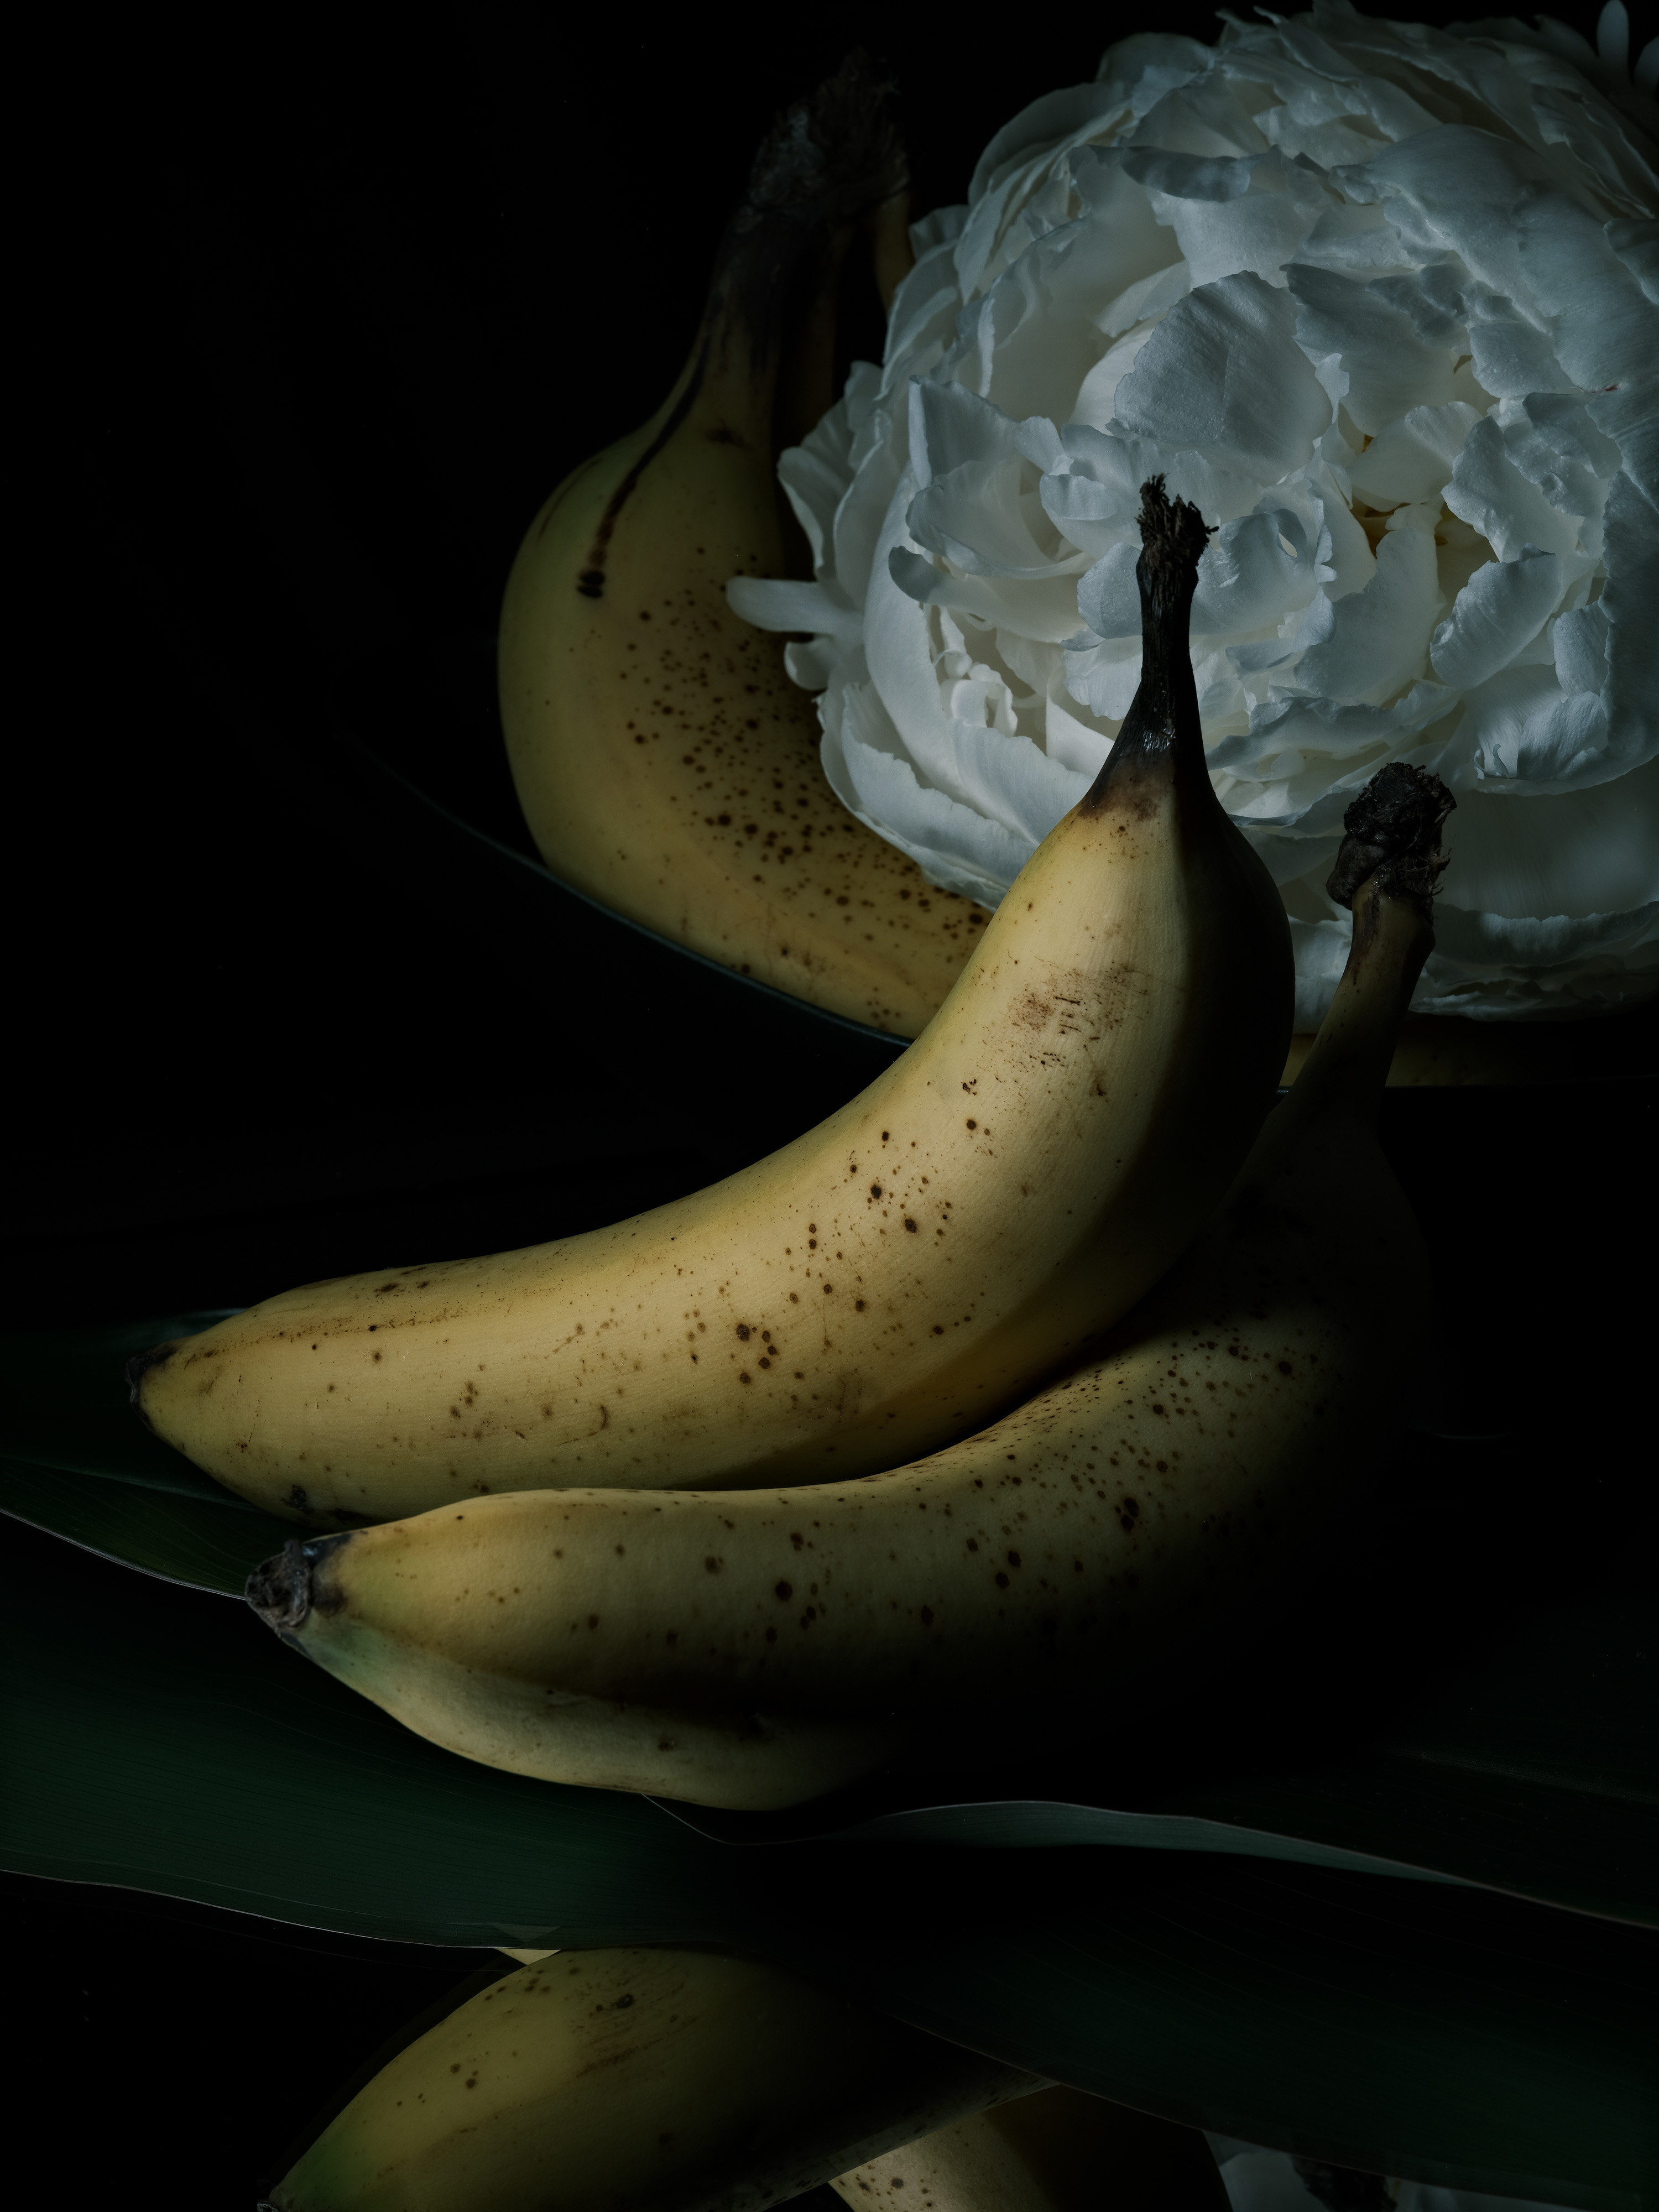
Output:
[[1348, 400, 1481, 509], [1043, 665, 1117, 777], [1515, 188, 1659, 392], [1368, 260, 1468, 349], [1063, 635, 1145, 722], [1092, 30, 1214, 115], [957, 84, 1152, 300], [1286, 263, 1458, 434], [1121, 146, 1328, 288], [907, 379, 1021, 491], [1430, 549, 1563, 691], [907, 450, 1081, 581], [778, 399, 856, 576], [1418, 898, 1658, 1018], [1069, 146, 1189, 301], [1077, 542, 1142, 641], [1606, 217, 1659, 305], [1463, 292, 1575, 400], [726, 577, 862, 640], [784, 637, 837, 692], [1193, 507, 1319, 635], [821, 675, 1033, 907], [1446, 416, 1583, 561], [1499, 391, 1622, 529], [976, 236, 1127, 427], [1132, 60, 1272, 161], [1293, 524, 1442, 705], [1212, 679, 1459, 812], [1332, 126, 1557, 310], [1461, 663, 1611, 788], [1553, 602, 1610, 696], [1587, 379, 1659, 504], [1113, 272, 1332, 478], [1072, 322, 1160, 430], [1094, 258, 1192, 341], [832, 396, 907, 611], [881, 264, 964, 394], [1295, 196, 1424, 281], [889, 548, 1094, 646]]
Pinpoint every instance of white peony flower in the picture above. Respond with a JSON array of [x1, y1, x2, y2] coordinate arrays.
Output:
[[731, 0, 1659, 1027]]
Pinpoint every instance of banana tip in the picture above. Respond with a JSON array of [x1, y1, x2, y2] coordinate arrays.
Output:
[[124, 1342, 175, 1427], [247, 1541, 316, 1633]]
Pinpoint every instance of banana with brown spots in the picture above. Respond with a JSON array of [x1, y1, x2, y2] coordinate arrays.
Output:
[[497, 61, 985, 1039], [134, 479, 1290, 1528], [244, 768, 1449, 1809]]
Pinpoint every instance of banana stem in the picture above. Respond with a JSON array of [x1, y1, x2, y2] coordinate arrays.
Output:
[[1281, 882, 1434, 1134], [1257, 763, 1453, 1154], [1082, 478, 1213, 814]]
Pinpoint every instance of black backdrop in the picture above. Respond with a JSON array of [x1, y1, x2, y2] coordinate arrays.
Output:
[[11, 4, 1649, 2206]]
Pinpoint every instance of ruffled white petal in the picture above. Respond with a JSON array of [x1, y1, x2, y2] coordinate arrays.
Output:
[[1114, 273, 1334, 481], [1430, 549, 1562, 692]]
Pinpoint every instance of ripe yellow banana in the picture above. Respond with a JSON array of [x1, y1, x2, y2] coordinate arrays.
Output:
[[830, 2086, 1228, 2211], [136, 481, 1291, 1528], [261, 1945, 1038, 2212], [498, 61, 983, 1037], [245, 765, 1447, 1809]]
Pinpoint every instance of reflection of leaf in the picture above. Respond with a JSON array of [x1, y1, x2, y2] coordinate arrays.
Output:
[[3, 1521, 1652, 2210], [0, 1316, 295, 1594]]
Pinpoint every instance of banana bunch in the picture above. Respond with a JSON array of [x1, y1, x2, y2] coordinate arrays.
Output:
[[132, 479, 1292, 1530], [496, 57, 979, 1040], [261, 1944, 1039, 2211], [245, 761, 1450, 1811]]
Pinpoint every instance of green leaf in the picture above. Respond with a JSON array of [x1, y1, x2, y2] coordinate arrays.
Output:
[[0, 1315, 295, 1594], [669, 1585, 1656, 1930], [2, 1521, 1652, 2210]]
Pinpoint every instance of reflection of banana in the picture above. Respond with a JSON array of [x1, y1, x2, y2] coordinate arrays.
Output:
[[262, 1947, 1037, 2212], [498, 60, 983, 1039], [140, 483, 1291, 1530], [830, 2085, 1228, 2211], [247, 767, 1446, 1811]]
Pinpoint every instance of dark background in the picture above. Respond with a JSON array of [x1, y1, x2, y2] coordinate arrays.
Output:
[[11, 4, 1651, 2206]]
